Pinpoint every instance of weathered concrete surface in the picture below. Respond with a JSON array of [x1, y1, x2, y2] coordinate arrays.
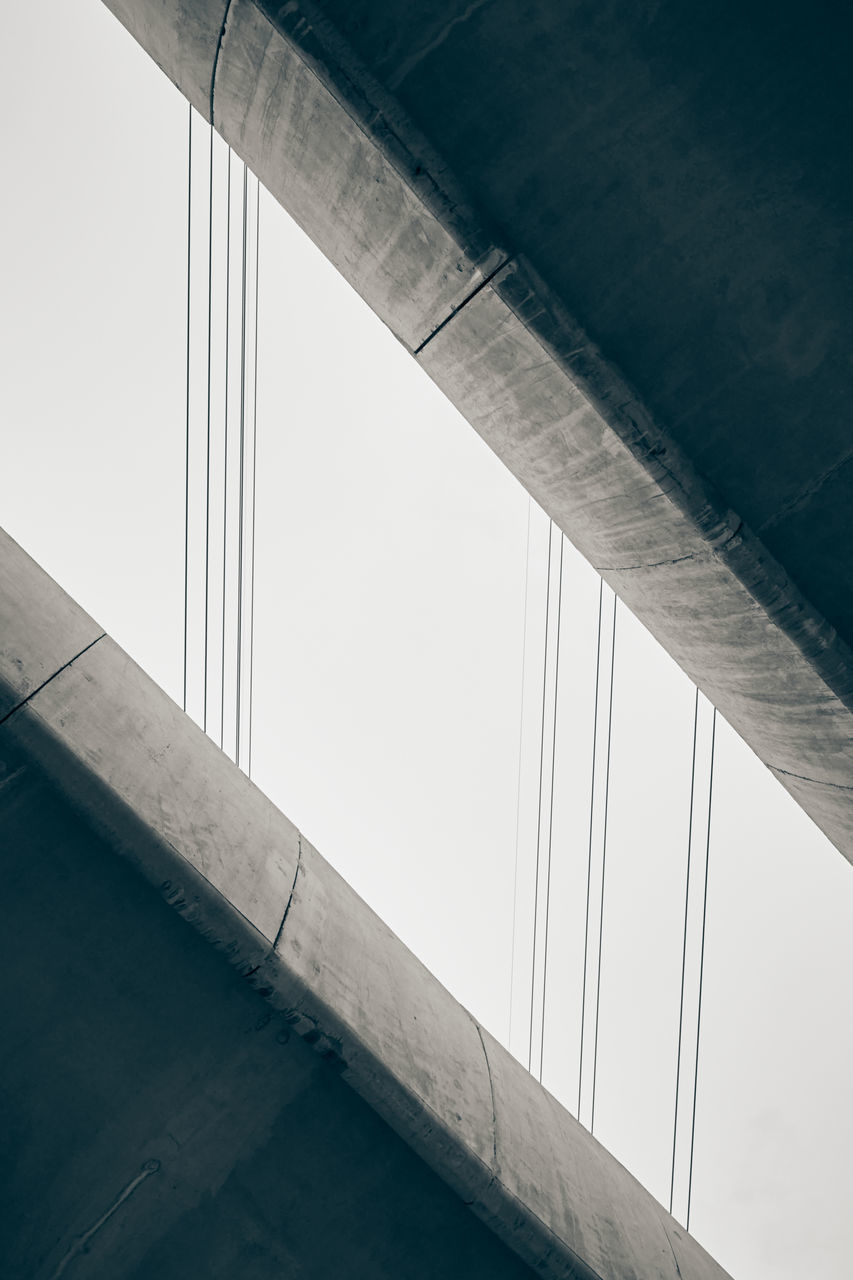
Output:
[[99, 0, 853, 865], [0, 527, 733, 1277]]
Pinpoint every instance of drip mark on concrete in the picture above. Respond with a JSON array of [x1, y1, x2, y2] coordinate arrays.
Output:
[[414, 256, 514, 355], [387, 0, 493, 91], [50, 1160, 160, 1278], [0, 634, 106, 728]]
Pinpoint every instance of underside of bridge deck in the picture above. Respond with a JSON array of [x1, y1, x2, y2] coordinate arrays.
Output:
[[0, 529, 730, 1278], [101, 0, 853, 863]]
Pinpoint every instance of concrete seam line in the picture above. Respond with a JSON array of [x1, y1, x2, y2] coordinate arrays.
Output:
[[660, 1215, 685, 1280], [210, 0, 235, 125], [0, 633, 106, 728], [474, 1022, 498, 1168], [272, 834, 302, 950], [413, 255, 514, 355]]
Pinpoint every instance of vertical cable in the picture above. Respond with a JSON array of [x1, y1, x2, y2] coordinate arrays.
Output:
[[202, 124, 214, 733], [590, 593, 617, 1135], [247, 179, 261, 780], [508, 496, 533, 1048], [687, 707, 717, 1233], [538, 533, 564, 1083], [578, 578, 604, 1120], [235, 162, 248, 767], [183, 104, 192, 714], [220, 147, 232, 750], [670, 686, 700, 1215], [528, 520, 553, 1073]]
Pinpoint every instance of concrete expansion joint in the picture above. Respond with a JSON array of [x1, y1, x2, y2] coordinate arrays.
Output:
[[209, 0, 235, 125], [0, 633, 106, 729], [473, 1022, 498, 1169], [414, 254, 514, 356], [272, 833, 302, 951], [659, 1214, 685, 1280]]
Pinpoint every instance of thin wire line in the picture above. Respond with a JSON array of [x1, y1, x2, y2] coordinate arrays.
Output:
[[687, 706, 717, 1233], [247, 178, 260, 780], [508, 496, 533, 1049], [203, 123, 214, 734], [578, 577, 604, 1121], [670, 685, 700, 1215], [220, 147, 232, 751], [538, 532, 564, 1083], [183, 103, 192, 714], [235, 162, 248, 767], [590, 592, 617, 1135], [528, 520, 553, 1073]]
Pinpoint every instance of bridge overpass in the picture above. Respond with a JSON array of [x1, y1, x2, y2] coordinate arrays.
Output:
[[103, 0, 853, 864], [0, 528, 729, 1276], [4, 0, 852, 1274]]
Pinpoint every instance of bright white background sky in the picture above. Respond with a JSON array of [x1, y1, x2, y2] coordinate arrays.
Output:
[[2, 3, 853, 1277]]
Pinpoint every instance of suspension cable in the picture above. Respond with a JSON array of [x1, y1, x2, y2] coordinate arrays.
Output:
[[528, 519, 554, 1073], [220, 147, 232, 751], [687, 707, 717, 1232], [508, 496, 533, 1048], [235, 161, 248, 767], [183, 103, 192, 714], [670, 685, 700, 1214], [247, 178, 261, 780], [538, 532, 564, 1083], [590, 593, 617, 1134], [578, 577, 604, 1119], [202, 124, 214, 733]]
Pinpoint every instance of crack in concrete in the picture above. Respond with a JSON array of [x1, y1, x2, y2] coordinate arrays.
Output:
[[210, 0, 235, 125], [414, 256, 513, 355], [273, 834, 302, 951], [598, 554, 695, 572], [771, 765, 853, 793], [0, 634, 106, 729]]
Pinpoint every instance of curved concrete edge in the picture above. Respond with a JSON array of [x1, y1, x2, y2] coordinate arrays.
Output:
[[477, 1026, 727, 1280], [100, 0, 853, 864], [212, 0, 504, 351], [0, 528, 733, 1280], [417, 262, 853, 857], [101, 0, 228, 116]]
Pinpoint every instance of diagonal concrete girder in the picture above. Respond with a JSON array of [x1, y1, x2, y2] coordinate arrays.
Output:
[[100, 0, 853, 864], [0, 525, 732, 1277]]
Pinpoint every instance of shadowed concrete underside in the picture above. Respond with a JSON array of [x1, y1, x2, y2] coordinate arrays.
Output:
[[0, 529, 731, 1278], [101, 0, 853, 866]]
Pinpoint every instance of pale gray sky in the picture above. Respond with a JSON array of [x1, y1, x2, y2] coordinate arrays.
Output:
[[2, 4, 852, 1277]]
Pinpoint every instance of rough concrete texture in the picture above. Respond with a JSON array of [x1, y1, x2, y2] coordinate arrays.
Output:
[[99, 0, 853, 866], [0, 527, 733, 1277]]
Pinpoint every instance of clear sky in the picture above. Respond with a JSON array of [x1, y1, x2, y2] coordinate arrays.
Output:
[[2, 3, 853, 1277]]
